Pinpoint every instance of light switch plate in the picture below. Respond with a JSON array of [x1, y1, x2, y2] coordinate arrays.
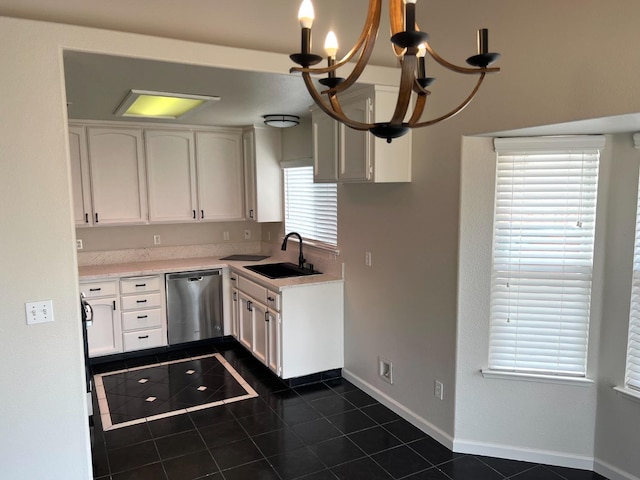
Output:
[[25, 300, 54, 325]]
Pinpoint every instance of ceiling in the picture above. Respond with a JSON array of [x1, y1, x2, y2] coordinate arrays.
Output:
[[63, 51, 318, 127]]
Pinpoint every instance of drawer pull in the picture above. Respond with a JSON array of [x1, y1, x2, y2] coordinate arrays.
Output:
[[136, 299, 148, 304], [138, 335, 149, 339], [112, 300, 116, 310], [89, 288, 101, 292], [137, 315, 148, 319], [135, 283, 146, 287], [267, 296, 275, 301]]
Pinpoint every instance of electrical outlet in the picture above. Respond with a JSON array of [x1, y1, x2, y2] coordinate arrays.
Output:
[[434, 380, 444, 400], [365, 251, 372, 267], [223, 231, 230, 241], [244, 229, 251, 240], [378, 356, 393, 384], [153, 235, 161, 245], [76, 239, 83, 250]]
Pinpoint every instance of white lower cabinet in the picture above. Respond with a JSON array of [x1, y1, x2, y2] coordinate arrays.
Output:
[[80, 274, 167, 358], [266, 309, 281, 376], [80, 279, 122, 357], [238, 291, 253, 351], [119, 275, 166, 352], [232, 270, 343, 380]]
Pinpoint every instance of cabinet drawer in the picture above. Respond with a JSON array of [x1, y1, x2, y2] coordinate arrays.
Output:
[[122, 309, 163, 331], [121, 292, 161, 310], [123, 328, 165, 351], [238, 275, 267, 303], [81, 280, 118, 298], [266, 290, 280, 311], [120, 275, 161, 294]]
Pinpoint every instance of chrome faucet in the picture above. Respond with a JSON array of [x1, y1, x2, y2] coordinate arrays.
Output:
[[281, 232, 306, 269]]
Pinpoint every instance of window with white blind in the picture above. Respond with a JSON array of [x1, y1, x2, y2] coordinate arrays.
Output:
[[625, 165, 640, 391], [487, 136, 604, 377], [283, 164, 337, 248]]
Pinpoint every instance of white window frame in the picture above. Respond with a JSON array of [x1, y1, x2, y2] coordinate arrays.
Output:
[[281, 159, 338, 252], [484, 136, 605, 380]]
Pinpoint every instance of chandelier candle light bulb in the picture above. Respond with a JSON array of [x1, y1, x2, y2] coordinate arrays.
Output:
[[289, 0, 501, 142]]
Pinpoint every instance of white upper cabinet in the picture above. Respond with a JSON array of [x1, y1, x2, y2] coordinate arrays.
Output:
[[68, 125, 93, 226], [87, 127, 148, 225], [312, 112, 339, 183], [242, 127, 283, 223], [71, 122, 247, 226], [195, 131, 244, 221], [145, 130, 197, 223], [312, 85, 412, 183]]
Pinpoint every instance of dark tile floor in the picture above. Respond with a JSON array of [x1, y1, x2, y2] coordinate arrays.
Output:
[[90, 341, 609, 480]]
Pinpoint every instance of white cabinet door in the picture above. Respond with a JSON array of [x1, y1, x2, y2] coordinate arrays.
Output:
[[252, 300, 268, 365], [69, 126, 93, 226], [238, 291, 253, 351], [242, 127, 283, 222], [145, 130, 197, 223], [86, 297, 122, 357], [87, 127, 148, 225], [196, 131, 244, 221], [267, 310, 281, 376], [312, 111, 339, 183], [231, 288, 240, 339], [339, 95, 372, 182]]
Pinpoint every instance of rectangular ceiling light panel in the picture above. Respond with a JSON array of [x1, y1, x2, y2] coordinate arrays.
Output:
[[115, 89, 220, 119]]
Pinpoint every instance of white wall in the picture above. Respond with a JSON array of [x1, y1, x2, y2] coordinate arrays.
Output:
[[456, 136, 604, 467], [5, 1, 640, 477], [593, 134, 640, 479], [0, 15, 398, 478], [457, 133, 640, 479]]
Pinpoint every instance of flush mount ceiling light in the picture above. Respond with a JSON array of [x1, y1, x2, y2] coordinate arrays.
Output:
[[114, 89, 220, 119], [290, 0, 501, 142], [263, 114, 300, 128]]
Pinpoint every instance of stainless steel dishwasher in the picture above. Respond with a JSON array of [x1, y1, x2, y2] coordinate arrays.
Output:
[[166, 269, 223, 345]]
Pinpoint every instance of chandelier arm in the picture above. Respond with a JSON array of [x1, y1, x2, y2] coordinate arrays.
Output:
[[289, 0, 381, 77], [301, 73, 371, 131], [424, 43, 500, 75], [390, 54, 418, 124], [410, 73, 487, 128], [407, 92, 428, 125], [390, 0, 406, 58], [326, 5, 381, 94]]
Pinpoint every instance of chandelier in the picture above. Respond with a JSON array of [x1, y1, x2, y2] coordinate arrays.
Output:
[[290, 0, 500, 142]]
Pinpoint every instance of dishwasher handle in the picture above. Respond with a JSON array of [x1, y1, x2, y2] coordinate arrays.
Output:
[[166, 269, 222, 281]]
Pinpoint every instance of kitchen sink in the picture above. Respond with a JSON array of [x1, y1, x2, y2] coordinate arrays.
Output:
[[244, 262, 321, 279]]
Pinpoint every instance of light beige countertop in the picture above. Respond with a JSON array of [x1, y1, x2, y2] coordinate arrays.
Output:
[[79, 256, 343, 291]]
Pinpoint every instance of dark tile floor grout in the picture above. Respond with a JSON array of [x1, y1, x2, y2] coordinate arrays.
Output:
[[90, 341, 609, 480]]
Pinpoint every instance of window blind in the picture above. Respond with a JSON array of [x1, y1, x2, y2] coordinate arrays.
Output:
[[283, 165, 337, 247], [488, 136, 604, 377], [626, 167, 640, 391]]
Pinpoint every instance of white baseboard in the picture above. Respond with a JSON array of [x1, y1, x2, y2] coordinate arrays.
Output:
[[594, 458, 640, 480], [342, 369, 454, 449], [453, 438, 594, 470], [343, 369, 640, 480]]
